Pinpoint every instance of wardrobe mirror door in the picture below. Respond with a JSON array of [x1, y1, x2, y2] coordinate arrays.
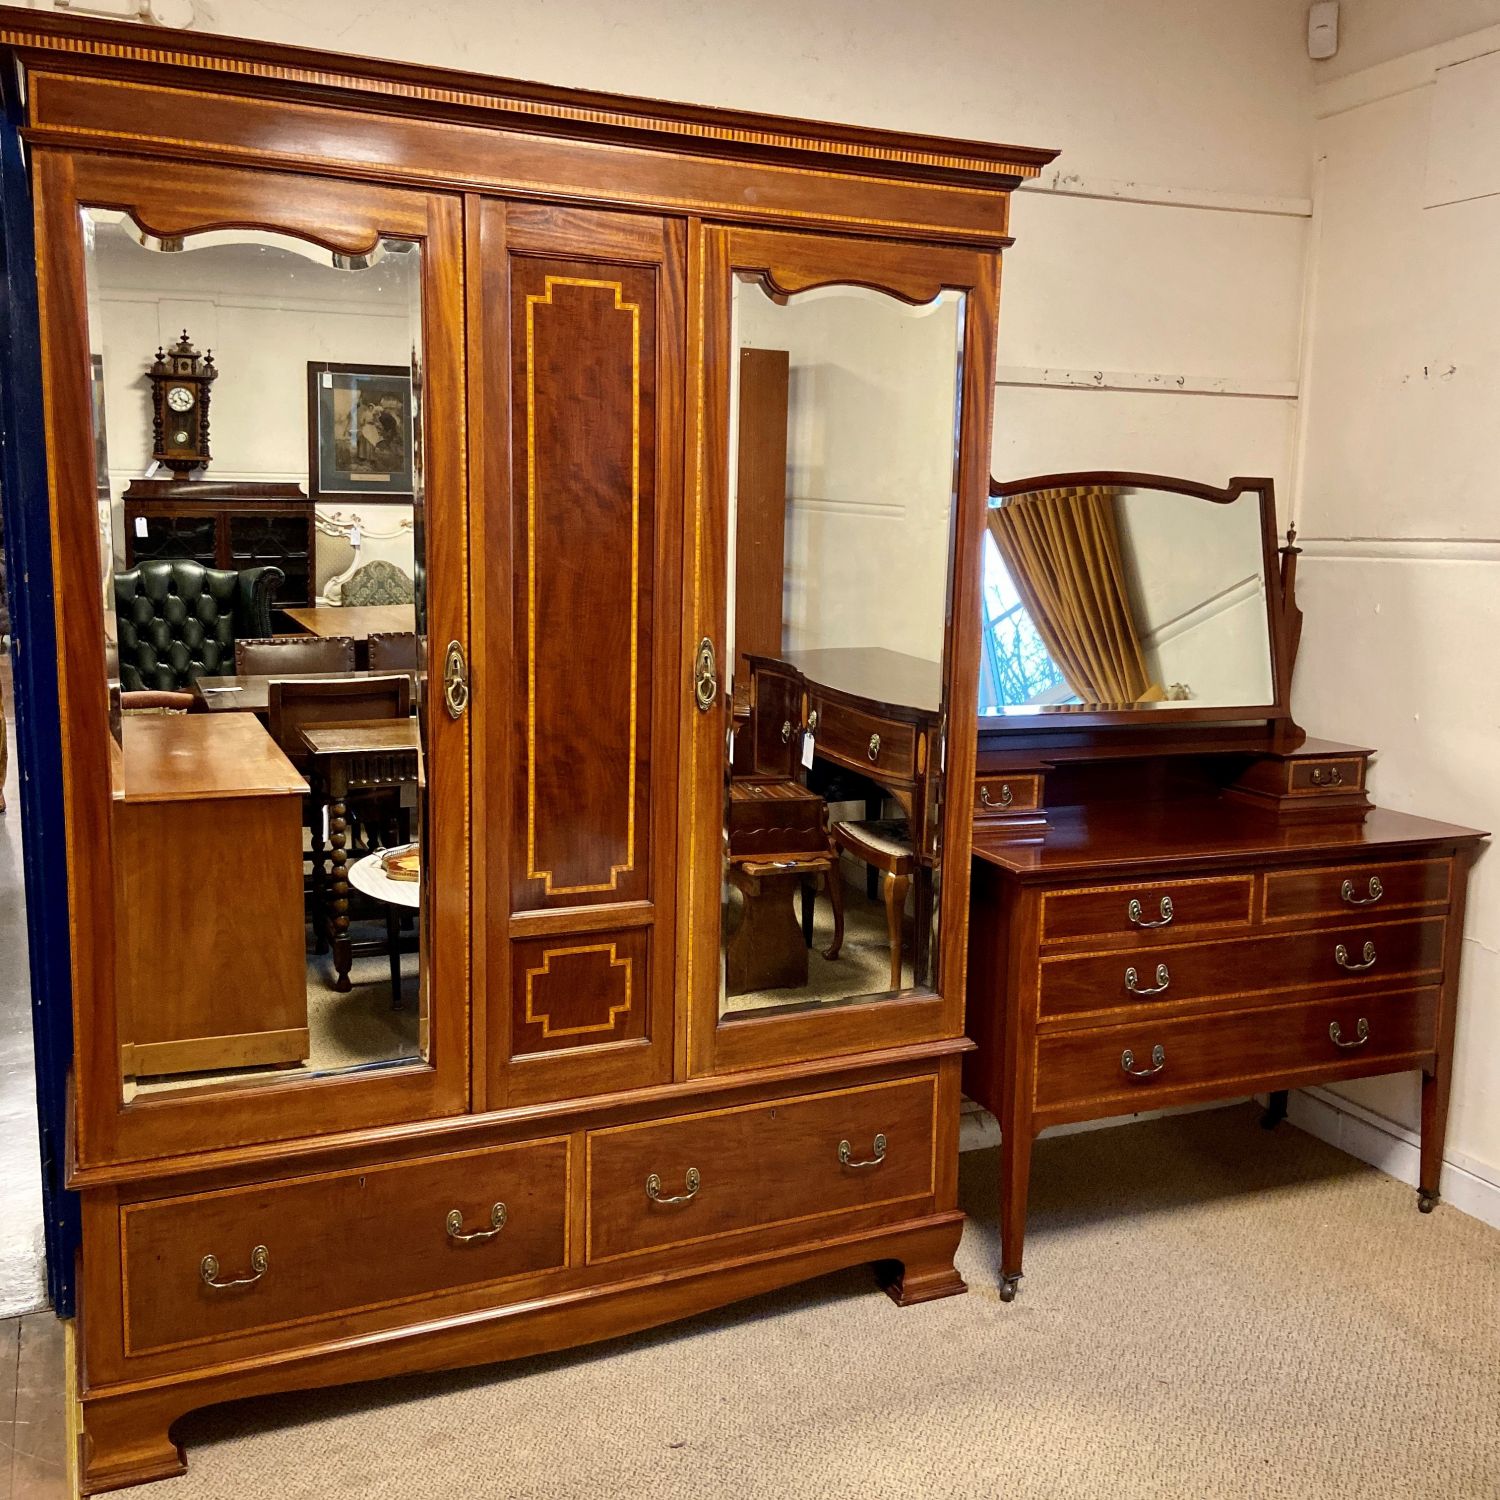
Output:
[[719, 276, 965, 1019], [81, 208, 434, 1100]]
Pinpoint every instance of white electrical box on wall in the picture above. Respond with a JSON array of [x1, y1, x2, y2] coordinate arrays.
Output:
[[1309, 1, 1339, 60]]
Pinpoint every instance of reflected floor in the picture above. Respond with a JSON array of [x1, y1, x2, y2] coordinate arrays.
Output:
[[127, 922, 420, 1099], [725, 881, 915, 1015]]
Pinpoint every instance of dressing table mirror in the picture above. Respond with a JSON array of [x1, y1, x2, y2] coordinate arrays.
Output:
[[963, 470, 1486, 1303]]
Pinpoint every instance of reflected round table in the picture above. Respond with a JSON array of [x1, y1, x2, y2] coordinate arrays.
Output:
[[348, 847, 419, 1008]]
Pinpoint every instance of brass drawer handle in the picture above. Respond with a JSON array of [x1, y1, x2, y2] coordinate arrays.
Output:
[[838, 1132, 887, 1169], [200, 1245, 268, 1290], [646, 1167, 701, 1205], [446, 1203, 507, 1243], [1330, 1017, 1369, 1049], [1125, 962, 1170, 996], [980, 783, 1013, 810], [1121, 1044, 1165, 1078], [807, 709, 819, 733], [1341, 876, 1383, 906], [781, 719, 794, 744], [1335, 941, 1376, 972], [1127, 895, 1174, 928], [867, 733, 881, 762], [1311, 765, 1344, 787]]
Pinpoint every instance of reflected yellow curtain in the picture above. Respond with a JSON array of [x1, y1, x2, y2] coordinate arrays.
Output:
[[986, 486, 1161, 704]]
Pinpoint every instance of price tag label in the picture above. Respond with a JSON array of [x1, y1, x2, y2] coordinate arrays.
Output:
[[801, 733, 815, 770], [133, 515, 149, 538]]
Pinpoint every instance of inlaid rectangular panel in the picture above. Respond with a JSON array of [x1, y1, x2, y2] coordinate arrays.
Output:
[[510, 927, 650, 1058], [511, 255, 658, 910]]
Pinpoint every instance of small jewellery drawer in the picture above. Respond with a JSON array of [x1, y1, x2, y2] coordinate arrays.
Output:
[[1040, 875, 1254, 945], [810, 694, 917, 783], [1038, 917, 1446, 1022], [585, 1075, 936, 1264], [1035, 987, 1440, 1114], [1263, 859, 1451, 921], [975, 775, 1042, 817], [1288, 757, 1366, 795], [120, 1137, 570, 1355]]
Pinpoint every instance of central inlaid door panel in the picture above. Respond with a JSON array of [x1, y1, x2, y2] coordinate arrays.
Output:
[[478, 201, 685, 1107]]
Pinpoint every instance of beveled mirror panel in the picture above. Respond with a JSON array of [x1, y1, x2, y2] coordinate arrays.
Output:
[[979, 477, 1277, 717], [720, 276, 965, 1018], [82, 208, 432, 1101]]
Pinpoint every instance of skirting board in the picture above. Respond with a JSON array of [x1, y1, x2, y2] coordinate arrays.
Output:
[[958, 1096, 1247, 1152], [960, 1093, 1500, 1233], [1280, 1086, 1500, 1231]]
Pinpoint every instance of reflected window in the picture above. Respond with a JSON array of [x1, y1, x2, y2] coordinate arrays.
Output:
[[979, 531, 1072, 711], [82, 208, 432, 1101]]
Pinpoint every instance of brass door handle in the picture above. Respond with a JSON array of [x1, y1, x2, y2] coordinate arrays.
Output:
[[781, 720, 794, 744], [980, 783, 1013, 810], [693, 638, 718, 712], [1335, 941, 1376, 972], [867, 733, 881, 762], [1125, 963, 1170, 996], [838, 1133, 887, 1169], [1311, 766, 1344, 787], [200, 1245, 268, 1290], [1341, 876, 1383, 906], [446, 1203, 507, 1243], [442, 639, 469, 719], [1128, 895, 1174, 928], [1329, 1018, 1370, 1049], [646, 1167, 701, 1205], [1121, 1044, 1166, 1078]]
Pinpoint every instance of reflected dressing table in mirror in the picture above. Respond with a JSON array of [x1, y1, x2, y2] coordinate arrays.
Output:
[[962, 471, 1487, 1301]]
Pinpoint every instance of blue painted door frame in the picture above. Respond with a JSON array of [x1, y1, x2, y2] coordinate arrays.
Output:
[[0, 58, 80, 1315]]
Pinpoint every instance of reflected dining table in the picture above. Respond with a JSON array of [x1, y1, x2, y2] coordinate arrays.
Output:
[[192, 669, 419, 716], [283, 605, 415, 667]]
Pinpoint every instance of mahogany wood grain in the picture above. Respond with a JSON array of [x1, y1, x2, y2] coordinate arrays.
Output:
[[113, 790, 307, 1079], [585, 1074, 937, 1263], [1037, 916, 1447, 1024], [509, 929, 650, 1057], [1033, 985, 1439, 1120], [1262, 857, 1451, 921], [1039, 872, 1254, 944], [731, 347, 789, 677], [121, 1137, 570, 1355]]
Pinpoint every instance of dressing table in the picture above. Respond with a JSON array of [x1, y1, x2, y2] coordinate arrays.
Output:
[[962, 472, 1486, 1301]]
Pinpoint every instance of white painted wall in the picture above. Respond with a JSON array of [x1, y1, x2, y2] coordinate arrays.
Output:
[[85, 220, 419, 587], [1292, 21, 1500, 1208]]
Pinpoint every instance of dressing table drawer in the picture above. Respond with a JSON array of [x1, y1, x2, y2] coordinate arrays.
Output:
[[1038, 916, 1446, 1022], [810, 695, 918, 783], [120, 1137, 570, 1356], [1288, 757, 1366, 795], [585, 1075, 936, 1264], [1034, 986, 1440, 1116], [1040, 875, 1254, 945], [1264, 859, 1452, 921], [975, 774, 1042, 818]]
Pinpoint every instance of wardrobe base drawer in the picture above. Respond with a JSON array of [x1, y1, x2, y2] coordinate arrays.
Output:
[[121, 1137, 570, 1356], [1034, 987, 1439, 1118], [585, 1073, 937, 1264]]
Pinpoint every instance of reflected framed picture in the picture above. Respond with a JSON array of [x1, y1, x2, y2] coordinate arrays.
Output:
[[307, 361, 414, 503]]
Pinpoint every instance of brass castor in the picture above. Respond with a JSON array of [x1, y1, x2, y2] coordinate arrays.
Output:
[[1418, 1188, 1438, 1214], [998, 1273, 1022, 1303]]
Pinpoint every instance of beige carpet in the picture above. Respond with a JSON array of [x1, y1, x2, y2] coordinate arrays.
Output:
[[139, 1105, 1500, 1499]]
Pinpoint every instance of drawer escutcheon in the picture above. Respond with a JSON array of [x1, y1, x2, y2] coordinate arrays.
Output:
[[1330, 1018, 1370, 1049], [1341, 876, 1383, 907], [1127, 895, 1174, 928], [1124, 962, 1170, 996], [1335, 941, 1377, 972], [645, 1167, 701, 1206], [1121, 1045, 1166, 1079]]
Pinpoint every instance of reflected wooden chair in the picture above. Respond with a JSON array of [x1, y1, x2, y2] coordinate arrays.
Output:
[[830, 817, 915, 993], [266, 674, 413, 963], [367, 631, 423, 673], [235, 633, 356, 675]]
